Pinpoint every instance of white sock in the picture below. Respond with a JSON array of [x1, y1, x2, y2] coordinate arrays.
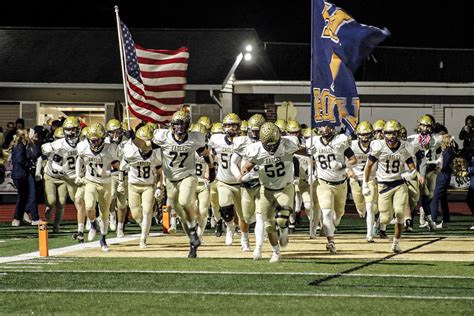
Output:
[[226, 221, 235, 231], [365, 203, 374, 237], [118, 222, 124, 231], [393, 237, 400, 243], [241, 232, 249, 243], [255, 213, 264, 247], [78, 223, 84, 233], [141, 213, 152, 241], [322, 208, 335, 237], [187, 221, 196, 230], [380, 224, 387, 231], [272, 244, 281, 254], [99, 219, 109, 235]]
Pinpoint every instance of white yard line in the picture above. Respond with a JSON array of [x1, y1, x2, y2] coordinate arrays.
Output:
[[0, 233, 158, 264], [0, 269, 472, 280], [0, 288, 472, 301]]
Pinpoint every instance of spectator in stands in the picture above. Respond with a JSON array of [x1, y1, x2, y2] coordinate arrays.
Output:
[[3, 118, 25, 149], [10, 129, 40, 226], [0, 127, 5, 148]]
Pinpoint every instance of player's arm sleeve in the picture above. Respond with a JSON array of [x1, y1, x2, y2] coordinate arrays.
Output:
[[344, 147, 355, 158], [230, 153, 242, 179], [292, 157, 300, 177]]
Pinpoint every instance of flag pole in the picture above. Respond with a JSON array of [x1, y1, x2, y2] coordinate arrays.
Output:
[[309, 0, 315, 237], [114, 5, 132, 130]]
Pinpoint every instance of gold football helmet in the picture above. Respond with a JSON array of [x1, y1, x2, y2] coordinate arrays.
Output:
[[260, 122, 281, 154], [356, 121, 374, 143], [135, 125, 154, 142], [190, 122, 207, 135], [53, 127, 65, 139], [418, 114, 434, 135], [275, 119, 287, 134], [248, 114, 266, 140], [197, 116, 212, 131], [211, 122, 224, 134], [383, 120, 401, 146], [62, 116, 80, 145], [222, 113, 241, 137], [171, 110, 191, 137], [86, 123, 106, 153], [286, 120, 301, 134], [80, 126, 89, 140], [106, 119, 123, 143], [240, 120, 248, 136], [373, 119, 386, 140]]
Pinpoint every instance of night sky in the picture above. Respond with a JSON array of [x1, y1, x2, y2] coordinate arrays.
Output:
[[1, 0, 471, 48]]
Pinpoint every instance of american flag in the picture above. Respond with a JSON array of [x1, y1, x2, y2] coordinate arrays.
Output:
[[120, 20, 189, 123]]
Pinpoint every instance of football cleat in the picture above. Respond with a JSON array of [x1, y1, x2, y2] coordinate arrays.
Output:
[[100, 239, 109, 252], [189, 227, 202, 248], [379, 230, 388, 239], [326, 241, 337, 254], [168, 217, 177, 234], [88, 220, 98, 241], [72, 232, 84, 243], [391, 240, 401, 254], [215, 219, 223, 237], [139, 239, 147, 249], [117, 228, 125, 238], [44, 207, 52, 221], [404, 219, 413, 232], [225, 226, 234, 246], [253, 246, 262, 260], [241, 238, 251, 252], [109, 211, 117, 231], [188, 244, 198, 258], [366, 236, 374, 243], [269, 252, 281, 263]]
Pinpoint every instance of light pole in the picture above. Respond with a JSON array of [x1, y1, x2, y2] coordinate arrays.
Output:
[[211, 44, 253, 120]]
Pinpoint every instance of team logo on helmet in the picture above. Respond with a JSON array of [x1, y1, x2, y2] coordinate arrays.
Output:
[[248, 114, 266, 140], [275, 119, 287, 134], [286, 120, 301, 134], [260, 122, 281, 154], [197, 116, 212, 131], [240, 120, 249, 136]]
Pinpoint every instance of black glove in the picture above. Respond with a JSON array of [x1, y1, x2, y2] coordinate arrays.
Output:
[[208, 167, 216, 183]]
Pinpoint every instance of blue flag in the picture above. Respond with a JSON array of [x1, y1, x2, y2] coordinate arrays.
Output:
[[311, 0, 390, 134]]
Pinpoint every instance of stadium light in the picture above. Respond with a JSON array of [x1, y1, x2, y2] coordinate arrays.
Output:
[[221, 44, 254, 90]]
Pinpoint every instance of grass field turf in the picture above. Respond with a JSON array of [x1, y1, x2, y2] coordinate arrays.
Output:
[[1, 215, 474, 315]]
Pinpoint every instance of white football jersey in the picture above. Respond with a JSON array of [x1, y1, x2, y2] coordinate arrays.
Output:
[[233, 136, 259, 180], [209, 134, 240, 184], [407, 133, 442, 165], [122, 140, 162, 185], [105, 136, 128, 174], [153, 129, 205, 181], [351, 141, 376, 181], [77, 141, 119, 184], [369, 139, 413, 182], [245, 137, 299, 190], [41, 142, 64, 178], [306, 134, 352, 182], [195, 153, 208, 181], [50, 138, 80, 180]]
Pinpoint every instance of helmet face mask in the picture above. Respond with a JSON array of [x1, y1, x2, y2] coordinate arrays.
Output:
[[259, 122, 281, 154], [318, 125, 335, 141], [358, 132, 373, 143], [108, 129, 123, 143], [224, 123, 240, 137], [248, 128, 260, 140], [171, 110, 191, 138], [383, 120, 401, 148], [418, 123, 432, 135]]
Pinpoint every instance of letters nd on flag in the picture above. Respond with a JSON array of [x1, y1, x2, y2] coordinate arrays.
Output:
[[311, 0, 389, 133], [120, 20, 189, 123]]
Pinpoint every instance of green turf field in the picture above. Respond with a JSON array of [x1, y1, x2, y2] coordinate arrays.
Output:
[[1, 215, 473, 315]]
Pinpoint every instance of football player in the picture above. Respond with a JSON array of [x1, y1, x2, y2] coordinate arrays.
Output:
[[363, 120, 417, 253], [373, 120, 386, 140], [152, 109, 215, 258], [191, 123, 211, 239], [231, 113, 266, 258], [240, 120, 248, 136], [119, 125, 162, 248], [407, 115, 442, 230], [35, 127, 67, 233], [275, 119, 287, 135], [76, 122, 119, 251], [241, 122, 300, 262], [209, 122, 224, 236], [208, 113, 245, 247], [306, 123, 357, 254], [347, 121, 378, 242], [105, 119, 129, 238]]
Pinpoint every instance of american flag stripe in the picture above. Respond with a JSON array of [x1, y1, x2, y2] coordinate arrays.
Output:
[[120, 19, 189, 123]]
